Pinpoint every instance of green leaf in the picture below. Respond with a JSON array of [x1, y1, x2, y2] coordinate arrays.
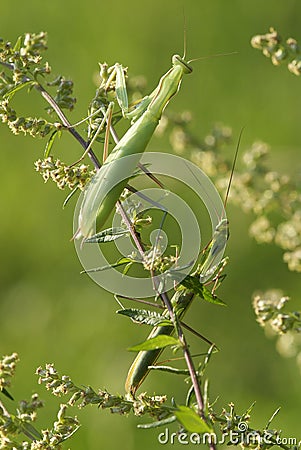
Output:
[[266, 406, 280, 429], [117, 257, 135, 265], [21, 423, 42, 440], [81, 257, 132, 274], [84, 227, 129, 243], [181, 276, 226, 306], [44, 129, 61, 158], [180, 275, 202, 292], [138, 415, 177, 429], [175, 405, 212, 433], [202, 285, 226, 306], [117, 308, 172, 327], [3, 80, 35, 99], [128, 335, 179, 352], [13, 35, 22, 52], [244, 401, 256, 419], [147, 365, 189, 375], [81, 257, 135, 274], [63, 186, 78, 208], [81, 264, 110, 274], [122, 262, 134, 276], [1, 387, 14, 400]]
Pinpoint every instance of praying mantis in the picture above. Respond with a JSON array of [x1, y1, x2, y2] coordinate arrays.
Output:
[[75, 53, 193, 240], [124, 132, 241, 396], [75, 47, 235, 240]]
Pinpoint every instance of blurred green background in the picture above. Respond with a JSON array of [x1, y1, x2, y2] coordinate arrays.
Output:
[[1, 0, 301, 448]]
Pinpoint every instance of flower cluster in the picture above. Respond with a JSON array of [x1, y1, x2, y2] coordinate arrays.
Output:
[[211, 402, 285, 449], [160, 115, 301, 273], [0, 100, 54, 137], [0, 353, 19, 393], [2, 354, 300, 449], [0, 354, 81, 450], [253, 291, 301, 375], [252, 290, 301, 334], [251, 27, 301, 76], [46, 76, 76, 113], [0, 400, 80, 450], [36, 363, 168, 419], [0, 32, 77, 144], [0, 32, 48, 78], [34, 156, 95, 191]]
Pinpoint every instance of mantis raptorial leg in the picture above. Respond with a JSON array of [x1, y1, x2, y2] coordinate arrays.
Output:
[[66, 103, 114, 168]]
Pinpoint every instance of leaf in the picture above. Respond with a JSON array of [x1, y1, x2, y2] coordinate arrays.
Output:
[[244, 401, 256, 419], [201, 285, 226, 306], [122, 262, 133, 276], [13, 35, 22, 52], [1, 387, 14, 400], [63, 186, 79, 209], [180, 275, 202, 292], [137, 415, 176, 429], [117, 257, 135, 265], [174, 405, 212, 434], [84, 227, 129, 243], [181, 276, 226, 306], [266, 406, 281, 429], [21, 423, 43, 440], [81, 257, 133, 274], [148, 365, 189, 375], [44, 129, 61, 158], [128, 335, 179, 352], [117, 308, 172, 327], [199, 344, 218, 377], [57, 425, 80, 442], [82, 264, 111, 274], [3, 80, 35, 99]]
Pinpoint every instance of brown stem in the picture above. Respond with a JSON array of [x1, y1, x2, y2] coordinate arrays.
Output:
[[34, 83, 101, 169], [159, 290, 205, 414]]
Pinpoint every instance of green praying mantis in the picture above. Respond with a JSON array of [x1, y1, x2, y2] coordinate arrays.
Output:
[[75, 52, 193, 240], [74, 47, 236, 240], [124, 135, 241, 396], [123, 175, 234, 396]]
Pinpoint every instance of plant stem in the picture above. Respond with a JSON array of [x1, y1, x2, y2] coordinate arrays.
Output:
[[34, 83, 101, 169]]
